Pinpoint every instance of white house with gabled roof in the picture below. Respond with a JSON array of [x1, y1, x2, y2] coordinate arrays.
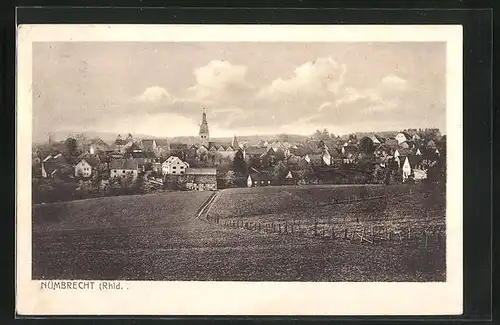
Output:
[[162, 156, 190, 175]]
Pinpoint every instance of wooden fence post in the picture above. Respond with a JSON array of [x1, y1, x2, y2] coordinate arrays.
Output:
[[331, 227, 335, 240], [285, 221, 288, 233], [344, 228, 348, 239]]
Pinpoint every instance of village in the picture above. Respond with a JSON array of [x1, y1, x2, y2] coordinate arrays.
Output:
[[31, 109, 446, 203]]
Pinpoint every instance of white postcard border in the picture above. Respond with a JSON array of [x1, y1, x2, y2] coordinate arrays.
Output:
[[16, 24, 463, 316]]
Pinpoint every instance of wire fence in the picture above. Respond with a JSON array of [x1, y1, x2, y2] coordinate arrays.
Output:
[[205, 186, 446, 248]]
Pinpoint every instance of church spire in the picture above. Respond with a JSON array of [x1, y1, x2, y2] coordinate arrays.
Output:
[[199, 108, 209, 147], [231, 134, 239, 149]]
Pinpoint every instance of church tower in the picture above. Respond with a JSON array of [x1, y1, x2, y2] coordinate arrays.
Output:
[[231, 134, 239, 149], [199, 108, 210, 147]]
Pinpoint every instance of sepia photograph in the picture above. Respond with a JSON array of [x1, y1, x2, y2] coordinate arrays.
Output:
[[16, 24, 463, 315]]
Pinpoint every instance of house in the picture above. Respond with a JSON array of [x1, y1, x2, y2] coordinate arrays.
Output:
[[114, 134, 127, 153], [184, 168, 217, 191], [247, 172, 273, 187], [375, 144, 389, 157], [261, 147, 286, 168], [74, 154, 101, 178], [125, 142, 142, 153], [244, 146, 269, 164], [394, 147, 412, 160], [83, 138, 110, 154], [155, 139, 171, 157], [162, 156, 189, 175], [341, 145, 358, 164], [330, 148, 343, 167], [395, 132, 412, 145], [402, 155, 425, 182], [322, 150, 332, 166], [371, 134, 384, 145], [413, 168, 428, 180], [41, 153, 67, 178], [124, 150, 154, 171], [402, 156, 412, 181], [282, 170, 298, 185], [376, 156, 392, 168], [399, 141, 410, 149], [109, 159, 139, 180], [427, 139, 437, 149], [196, 145, 210, 157]]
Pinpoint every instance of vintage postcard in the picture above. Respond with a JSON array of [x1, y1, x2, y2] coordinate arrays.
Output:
[[16, 24, 463, 316]]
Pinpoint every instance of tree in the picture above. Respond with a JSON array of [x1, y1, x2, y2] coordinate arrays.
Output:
[[65, 137, 78, 157], [271, 161, 288, 181], [356, 156, 376, 184], [224, 170, 236, 188], [312, 129, 332, 142], [359, 137, 375, 155], [233, 150, 247, 174], [144, 162, 153, 171]]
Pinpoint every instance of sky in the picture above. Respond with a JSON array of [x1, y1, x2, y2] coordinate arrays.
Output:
[[32, 41, 446, 141]]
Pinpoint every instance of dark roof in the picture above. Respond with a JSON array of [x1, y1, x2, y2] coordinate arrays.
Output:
[[385, 138, 399, 148], [290, 144, 323, 156], [329, 148, 341, 157], [375, 144, 388, 151], [342, 145, 358, 155], [170, 143, 189, 150], [126, 142, 142, 152], [309, 154, 325, 165], [408, 154, 423, 167], [125, 151, 149, 159], [395, 147, 412, 156], [185, 168, 217, 176], [209, 142, 232, 150], [109, 159, 139, 170], [286, 155, 302, 165], [43, 153, 67, 164], [245, 146, 268, 156], [77, 153, 101, 167], [42, 162, 59, 175], [401, 132, 412, 139], [427, 140, 437, 148]]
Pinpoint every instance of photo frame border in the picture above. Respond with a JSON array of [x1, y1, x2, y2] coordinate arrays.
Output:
[[8, 5, 494, 322]]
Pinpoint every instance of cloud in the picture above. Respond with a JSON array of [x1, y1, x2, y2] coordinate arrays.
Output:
[[381, 74, 409, 91], [257, 56, 346, 99], [135, 86, 171, 103], [318, 102, 333, 112], [121, 60, 430, 136], [189, 60, 254, 104]]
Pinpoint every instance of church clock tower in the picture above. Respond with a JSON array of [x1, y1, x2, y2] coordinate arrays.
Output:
[[199, 108, 210, 147]]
